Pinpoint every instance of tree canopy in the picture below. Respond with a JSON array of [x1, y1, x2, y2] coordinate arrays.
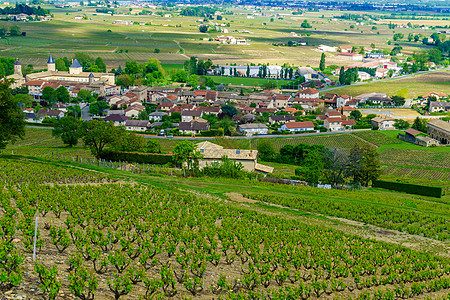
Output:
[[0, 80, 25, 149]]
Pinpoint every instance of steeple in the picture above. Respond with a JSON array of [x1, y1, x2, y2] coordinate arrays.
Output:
[[47, 55, 56, 72], [14, 60, 22, 76]]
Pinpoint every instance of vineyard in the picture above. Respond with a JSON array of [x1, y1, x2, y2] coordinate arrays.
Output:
[[1, 156, 450, 300], [379, 149, 450, 171], [351, 131, 402, 146], [252, 134, 373, 152]]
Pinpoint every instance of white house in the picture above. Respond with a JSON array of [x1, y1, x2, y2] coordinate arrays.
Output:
[[371, 116, 396, 129], [280, 121, 315, 132], [238, 123, 268, 135], [297, 88, 320, 99], [357, 71, 372, 81], [149, 111, 168, 121], [125, 120, 150, 131], [318, 45, 337, 52]]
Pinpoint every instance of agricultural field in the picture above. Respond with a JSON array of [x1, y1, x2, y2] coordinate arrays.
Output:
[[325, 71, 450, 98], [0, 5, 440, 71], [2, 155, 450, 299], [4, 127, 92, 159]]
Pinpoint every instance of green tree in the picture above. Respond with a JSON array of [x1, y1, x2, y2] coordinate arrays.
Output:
[[394, 119, 410, 130], [143, 139, 161, 153], [199, 25, 208, 33], [360, 147, 381, 186], [257, 140, 275, 161], [0, 25, 7, 36], [52, 116, 81, 147], [55, 86, 70, 103], [116, 74, 133, 88], [113, 133, 146, 152], [172, 140, 203, 172], [187, 74, 199, 88], [172, 70, 188, 82], [77, 90, 92, 102], [9, 25, 21, 36], [55, 58, 69, 71], [80, 120, 125, 158], [391, 95, 405, 106], [124, 60, 140, 76], [42, 86, 57, 105], [350, 110, 362, 121], [74, 53, 95, 71], [428, 48, 442, 64], [94, 57, 106, 72], [303, 149, 325, 184], [0, 80, 25, 148], [319, 53, 325, 71], [411, 117, 427, 133]]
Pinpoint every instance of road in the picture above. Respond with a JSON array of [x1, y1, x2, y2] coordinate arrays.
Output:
[[143, 129, 373, 140], [320, 67, 450, 93]]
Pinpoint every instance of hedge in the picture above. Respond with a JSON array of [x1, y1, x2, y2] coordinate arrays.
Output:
[[100, 150, 174, 165], [372, 180, 443, 198]]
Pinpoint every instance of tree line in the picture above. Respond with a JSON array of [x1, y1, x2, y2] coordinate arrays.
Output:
[[257, 141, 381, 187]]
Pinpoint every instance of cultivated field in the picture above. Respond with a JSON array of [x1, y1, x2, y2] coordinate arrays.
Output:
[[0, 5, 439, 70], [326, 71, 450, 98]]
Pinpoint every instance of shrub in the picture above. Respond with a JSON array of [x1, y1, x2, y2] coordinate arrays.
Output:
[[372, 180, 443, 198], [100, 150, 173, 165]]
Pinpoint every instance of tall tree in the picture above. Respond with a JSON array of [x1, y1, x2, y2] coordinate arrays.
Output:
[[0, 80, 25, 149], [55, 86, 70, 103], [319, 53, 326, 71], [52, 116, 81, 147], [411, 117, 427, 133], [172, 140, 203, 172], [80, 120, 125, 158], [95, 57, 106, 72]]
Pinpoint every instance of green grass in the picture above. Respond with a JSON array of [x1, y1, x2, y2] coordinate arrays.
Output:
[[207, 75, 292, 87]]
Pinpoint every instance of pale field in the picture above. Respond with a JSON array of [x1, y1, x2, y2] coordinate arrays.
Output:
[[360, 108, 421, 119], [375, 19, 450, 27]]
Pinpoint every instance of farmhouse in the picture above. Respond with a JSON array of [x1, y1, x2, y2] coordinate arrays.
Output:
[[104, 114, 129, 126], [297, 88, 319, 99], [269, 114, 295, 124], [371, 116, 396, 130], [336, 53, 363, 61], [196, 141, 273, 174], [429, 101, 450, 113], [125, 120, 150, 131], [280, 121, 315, 132], [178, 120, 210, 135], [427, 119, 450, 145], [398, 128, 440, 147]]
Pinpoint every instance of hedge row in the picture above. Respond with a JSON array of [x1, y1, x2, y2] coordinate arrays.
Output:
[[100, 150, 174, 165], [372, 180, 443, 198]]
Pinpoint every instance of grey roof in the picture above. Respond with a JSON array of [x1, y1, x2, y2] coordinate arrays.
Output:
[[104, 114, 129, 122], [181, 110, 202, 117], [70, 59, 82, 68], [14, 60, 21, 66], [47, 55, 55, 64], [149, 111, 168, 116], [125, 120, 150, 127], [239, 123, 268, 129], [179, 121, 209, 131]]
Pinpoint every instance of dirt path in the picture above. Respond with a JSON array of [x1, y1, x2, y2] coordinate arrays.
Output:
[[225, 193, 450, 258]]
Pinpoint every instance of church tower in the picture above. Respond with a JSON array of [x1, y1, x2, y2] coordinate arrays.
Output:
[[47, 55, 56, 72], [14, 60, 22, 76]]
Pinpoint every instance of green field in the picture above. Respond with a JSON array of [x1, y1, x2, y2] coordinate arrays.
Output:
[[207, 75, 292, 87], [2, 155, 450, 299], [323, 71, 450, 98]]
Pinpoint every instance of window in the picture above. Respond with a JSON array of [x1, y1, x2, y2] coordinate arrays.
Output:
[[200, 149, 204, 153], [236, 150, 240, 154]]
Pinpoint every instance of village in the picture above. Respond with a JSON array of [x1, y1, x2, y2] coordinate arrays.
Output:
[[10, 54, 449, 148]]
